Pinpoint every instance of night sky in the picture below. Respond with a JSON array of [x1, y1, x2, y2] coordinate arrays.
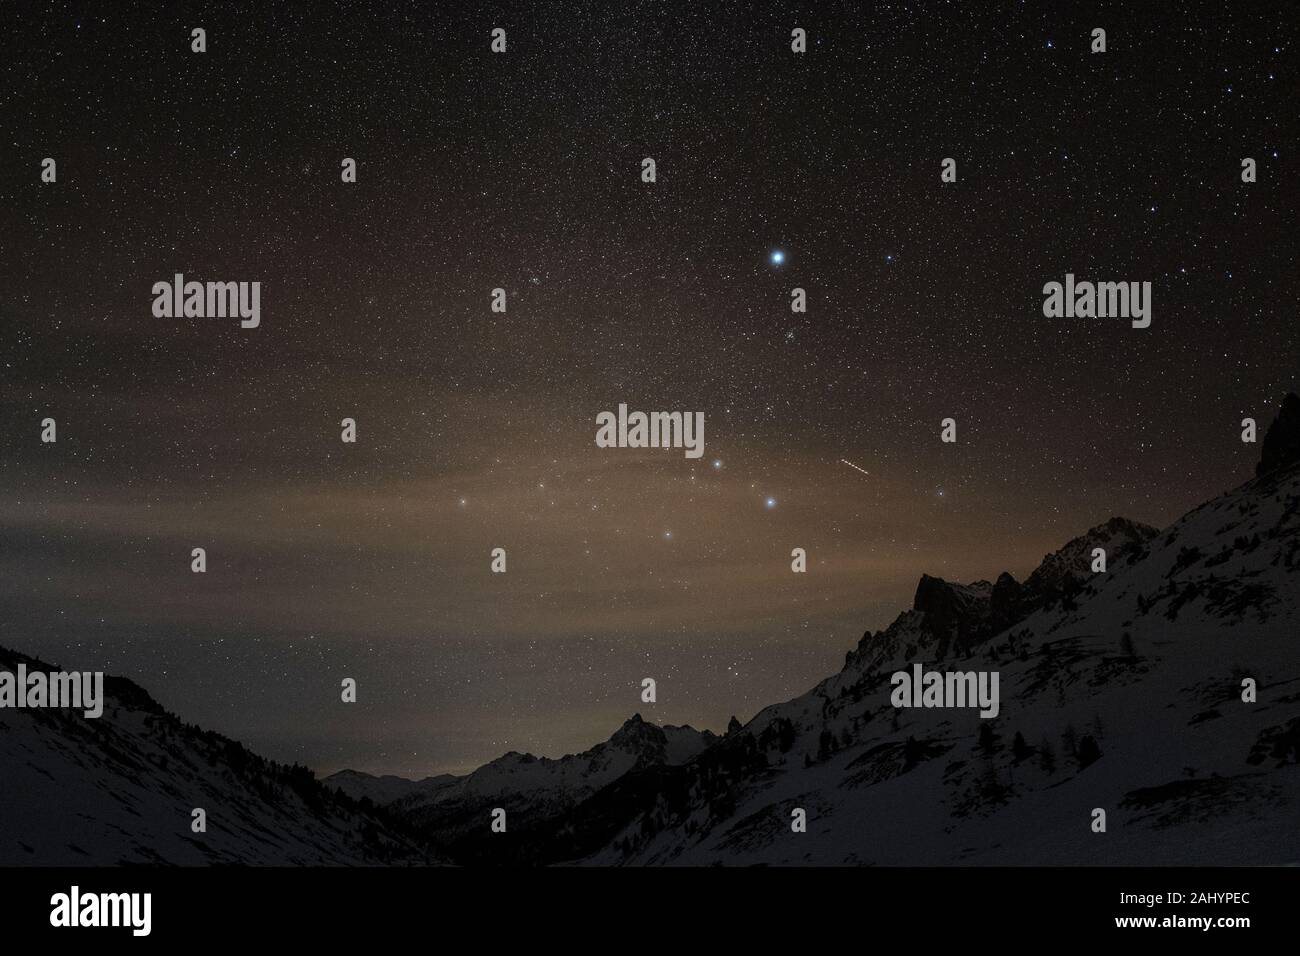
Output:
[[2, 2, 1296, 776]]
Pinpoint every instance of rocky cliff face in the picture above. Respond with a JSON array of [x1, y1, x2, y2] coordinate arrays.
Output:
[[1258, 392, 1300, 478]]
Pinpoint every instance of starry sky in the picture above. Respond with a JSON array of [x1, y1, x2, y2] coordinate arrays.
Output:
[[2, 2, 1296, 776]]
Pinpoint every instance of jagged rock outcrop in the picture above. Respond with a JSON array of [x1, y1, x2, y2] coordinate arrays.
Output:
[[1257, 392, 1300, 477], [1022, 517, 1159, 604], [912, 575, 993, 658], [989, 571, 1025, 633]]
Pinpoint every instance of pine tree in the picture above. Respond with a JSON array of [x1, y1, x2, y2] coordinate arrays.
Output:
[[1062, 724, 1078, 759], [978, 721, 1000, 755], [817, 728, 837, 761], [778, 718, 796, 752], [1012, 731, 1032, 763], [1077, 734, 1102, 768], [1038, 737, 1057, 773], [903, 735, 924, 770], [1090, 712, 1106, 742]]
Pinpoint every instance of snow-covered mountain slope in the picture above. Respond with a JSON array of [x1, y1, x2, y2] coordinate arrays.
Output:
[[439, 715, 715, 802], [567, 428, 1299, 864], [328, 714, 715, 811], [0, 646, 442, 865], [326, 714, 717, 862], [519, 397, 1300, 866]]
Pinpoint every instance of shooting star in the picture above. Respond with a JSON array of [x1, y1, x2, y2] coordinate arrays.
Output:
[[841, 459, 870, 477]]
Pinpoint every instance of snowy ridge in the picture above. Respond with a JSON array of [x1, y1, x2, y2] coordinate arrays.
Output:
[[441, 396, 1299, 865], [579, 456, 1299, 864], [0, 645, 443, 865], [324, 714, 717, 860]]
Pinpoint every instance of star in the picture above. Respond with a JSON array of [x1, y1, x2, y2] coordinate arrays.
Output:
[[4, 0, 1284, 798]]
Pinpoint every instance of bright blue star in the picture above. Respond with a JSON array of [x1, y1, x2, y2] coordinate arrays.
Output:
[[770, 250, 785, 265], [765, 497, 777, 509]]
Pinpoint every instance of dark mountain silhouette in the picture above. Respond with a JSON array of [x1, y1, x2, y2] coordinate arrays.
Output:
[[0, 644, 444, 865], [325, 712, 717, 863], [1258, 391, 1300, 477]]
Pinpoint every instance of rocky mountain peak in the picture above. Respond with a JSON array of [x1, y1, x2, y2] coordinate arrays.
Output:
[[1257, 392, 1300, 477], [1023, 517, 1158, 595], [609, 713, 667, 752]]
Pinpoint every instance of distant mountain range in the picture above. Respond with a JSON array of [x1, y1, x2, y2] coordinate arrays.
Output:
[[4, 395, 1298, 865], [327, 714, 717, 861]]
